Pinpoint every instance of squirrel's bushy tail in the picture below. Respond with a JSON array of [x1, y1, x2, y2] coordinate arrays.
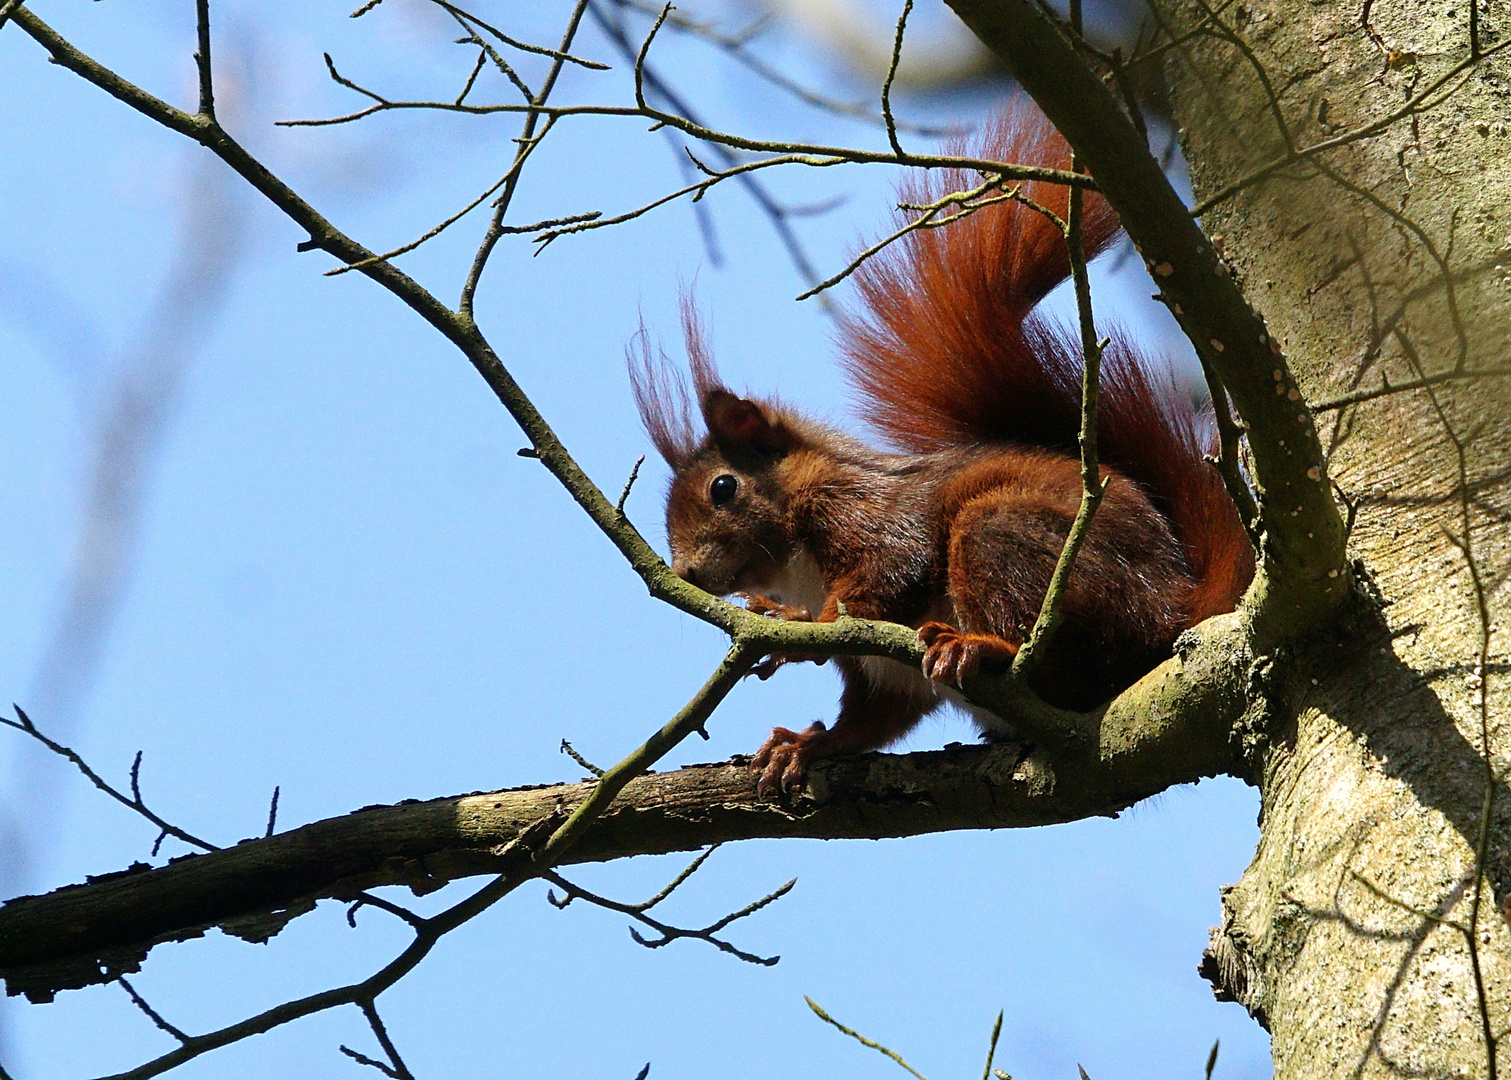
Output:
[[842, 101, 1253, 620]]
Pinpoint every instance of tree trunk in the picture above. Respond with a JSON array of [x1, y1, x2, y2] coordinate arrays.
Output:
[[1158, 0, 1511, 1073]]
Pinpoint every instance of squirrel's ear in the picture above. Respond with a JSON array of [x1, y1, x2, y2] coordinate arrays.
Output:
[[703, 389, 794, 456]]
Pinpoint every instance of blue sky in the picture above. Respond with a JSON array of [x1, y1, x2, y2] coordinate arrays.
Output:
[[0, 2, 1271, 1077]]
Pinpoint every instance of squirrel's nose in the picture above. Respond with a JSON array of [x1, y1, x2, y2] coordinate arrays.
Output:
[[671, 558, 699, 588]]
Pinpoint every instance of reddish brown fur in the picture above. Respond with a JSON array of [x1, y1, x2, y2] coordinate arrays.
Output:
[[630, 100, 1256, 792], [843, 108, 1253, 625]]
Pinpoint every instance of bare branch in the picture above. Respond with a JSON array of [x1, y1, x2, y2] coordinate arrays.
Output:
[[616, 455, 645, 515], [1197, 358, 1261, 543], [796, 179, 1023, 301], [460, 0, 590, 314], [193, 0, 214, 119], [0, 599, 1260, 1002], [2, 706, 218, 853], [560, 739, 606, 777], [587, 0, 832, 298], [118, 977, 190, 1044], [806, 998, 932, 1080], [428, 0, 608, 70], [1015, 152, 1105, 680], [881, 0, 915, 158], [353, 999, 415, 1080], [604, 0, 954, 135], [542, 857, 791, 967], [981, 1011, 1004, 1080]]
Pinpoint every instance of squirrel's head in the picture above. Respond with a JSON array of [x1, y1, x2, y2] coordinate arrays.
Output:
[[628, 304, 802, 597]]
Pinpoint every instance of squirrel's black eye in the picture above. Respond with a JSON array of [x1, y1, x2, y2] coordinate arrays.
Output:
[[709, 474, 739, 506]]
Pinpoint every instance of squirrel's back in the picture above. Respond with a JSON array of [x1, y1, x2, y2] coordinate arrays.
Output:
[[842, 103, 1253, 623]]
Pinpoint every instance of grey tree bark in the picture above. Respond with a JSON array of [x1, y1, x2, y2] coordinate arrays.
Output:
[[1157, 0, 1511, 1074]]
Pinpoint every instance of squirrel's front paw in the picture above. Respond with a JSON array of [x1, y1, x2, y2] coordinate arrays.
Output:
[[750, 722, 827, 793], [749, 653, 828, 681], [917, 622, 1017, 686], [739, 592, 813, 622], [740, 594, 824, 680]]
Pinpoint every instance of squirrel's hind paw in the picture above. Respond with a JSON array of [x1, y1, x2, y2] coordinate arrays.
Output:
[[917, 622, 1017, 686], [750, 722, 827, 793]]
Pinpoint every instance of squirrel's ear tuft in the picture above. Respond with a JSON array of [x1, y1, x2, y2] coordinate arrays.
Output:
[[628, 323, 699, 466], [703, 389, 794, 456]]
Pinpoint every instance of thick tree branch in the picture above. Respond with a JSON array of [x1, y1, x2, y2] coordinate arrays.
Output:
[[0, 611, 1255, 1002]]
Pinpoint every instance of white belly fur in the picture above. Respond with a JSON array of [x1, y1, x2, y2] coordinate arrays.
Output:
[[750, 545, 827, 615], [857, 655, 1013, 738]]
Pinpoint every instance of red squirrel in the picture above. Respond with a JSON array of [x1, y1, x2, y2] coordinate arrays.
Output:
[[631, 104, 1254, 791]]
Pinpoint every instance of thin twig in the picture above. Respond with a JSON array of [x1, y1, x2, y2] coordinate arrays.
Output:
[[1198, 357, 1261, 544], [3, 706, 219, 852], [881, 0, 915, 158], [461, 0, 591, 315], [617, 455, 645, 514], [560, 739, 605, 777], [1110, 49, 1148, 146], [452, 12, 535, 102], [272, 93, 1092, 192], [193, 0, 214, 120], [345, 892, 425, 930], [587, 0, 832, 300], [1013, 155, 1105, 680], [532, 643, 757, 864], [980, 1011, 1004, 1080], [118, 977, 191, 1044], [37, 635, 758, 1078], [1121, 0, 1240, 73], [542, 862, 790, 966], [606, 0, 953, 136], [797, 179, 1023, 301], [339, 1045, 403, 1078], [630, 845, 720, 911], [429, 0, 608, 70], [357, 998, 415, 1080], [806, 998, 931, 1080], [454, 45, 488, 106]]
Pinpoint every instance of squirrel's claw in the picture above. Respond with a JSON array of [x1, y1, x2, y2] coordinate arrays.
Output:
[[917, 622, 1017, 686], [750, 722, 827, 794]]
